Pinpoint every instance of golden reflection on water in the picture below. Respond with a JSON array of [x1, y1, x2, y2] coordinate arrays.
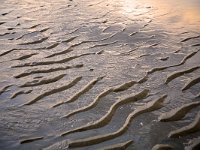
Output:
[[121, 0, 200, 29]]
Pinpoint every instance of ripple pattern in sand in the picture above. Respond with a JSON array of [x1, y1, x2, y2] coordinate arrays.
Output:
[[0, 0, 200, 150]]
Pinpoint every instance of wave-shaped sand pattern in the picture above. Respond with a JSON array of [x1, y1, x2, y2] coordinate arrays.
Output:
[[62, 88, 113, 118], [0, 49, 15, 57], [61, 89, 149, 136], [12, 53, 95, 68], [10, 89, 32, 99], [192, 43, 200, 47], [20, 137, 43, 144], [23, 76, 82, 105], [165, 66, 200, 84], [1, 0, 200, 149], [0, 85, 11, 95], [53, 77, 104, 108], [67, 95, 166, 148], [14, 64, 83, 78], [45, 42, 60, 49], [18, 37, 48, 45], [181, 35, 200, 43], [13, 53, 38, 60], [148, 50, 200, 74], [159, 101, 200, 122], [168, 112, 200, 138], [16, 28, 50, 40], [45, 47, 73, 58], [113, 74, 148, 92], [20, 74, 66, 87], [182, 76, 200, 91]]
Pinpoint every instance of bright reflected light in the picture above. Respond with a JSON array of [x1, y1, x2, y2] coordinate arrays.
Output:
[[118, 0, 200, 29]]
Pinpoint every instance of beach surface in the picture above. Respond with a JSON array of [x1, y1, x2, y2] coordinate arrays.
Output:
[[0, 0, 200, 149]]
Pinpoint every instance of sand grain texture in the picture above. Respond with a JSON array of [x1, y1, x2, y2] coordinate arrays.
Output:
[[0, 0, 200, 149]]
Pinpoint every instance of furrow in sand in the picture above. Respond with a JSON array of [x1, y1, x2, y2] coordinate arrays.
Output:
[[68, 95, 166, 148], [65, 37, 118, 49], [0, 32, 9, 36], [89, 41, 118, 48], [16, 27, 49, 40], [39, 27, 50, 33], [45, 47, 73, 58], [0, 49, 15, 57], [23, 76, 82, 105], [20, 74, 66, 87], [13, 53, 38, 60], [14, 64, 83, 78], [182, 76, 200, 91], [60, 39, 103, 50], [113, 81, 137, 92], [148, 50, 199, 74], [18, 37, 48, 45], [10, 90, 32, 99], [62, 88, 113, 118], [168, 112, 200, 138], [61, 36, 78, 43], [179, 50, 200, 65], [192, 43, 200, 47], [185, 137, 200, 150], [61, 89, 149, 136], [12, 53, 94, 68], [0, 85, 11, 95], [16, 31, 39, 40], [159, 101, 200, 122], [26, 24, 41, 29], [98, 140, 133, 150], [165, 66, 200, 84], [25, 42, 60, 50], [1, 11, 11, 16], [151, 144, 173, 150], [113, 74, 148, 92], [52, 77, 103, 108], [0, 22, 5, 25], [45, 43, 60, 49], [147, 66, 171, 75], [181, 35, 200, 42], [138, 73, 149, 83], [20, 137, 43, 144]]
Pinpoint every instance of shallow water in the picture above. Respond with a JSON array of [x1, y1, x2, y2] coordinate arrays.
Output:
[[0, 0, 200, 150]]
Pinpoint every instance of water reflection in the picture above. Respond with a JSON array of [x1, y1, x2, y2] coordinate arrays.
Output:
[[121, 0, 200, 29]]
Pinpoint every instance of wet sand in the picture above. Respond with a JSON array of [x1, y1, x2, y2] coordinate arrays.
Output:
[[0, 0, 200, 149]]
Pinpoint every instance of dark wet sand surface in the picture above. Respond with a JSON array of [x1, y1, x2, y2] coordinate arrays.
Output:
[[0, 0, 200, 149]]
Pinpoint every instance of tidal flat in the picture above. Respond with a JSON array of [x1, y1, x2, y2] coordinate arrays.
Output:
[[0, 0, 200, 149]]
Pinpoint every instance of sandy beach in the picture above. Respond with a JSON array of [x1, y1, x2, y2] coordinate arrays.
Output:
[[0, 0, 200, 149]]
